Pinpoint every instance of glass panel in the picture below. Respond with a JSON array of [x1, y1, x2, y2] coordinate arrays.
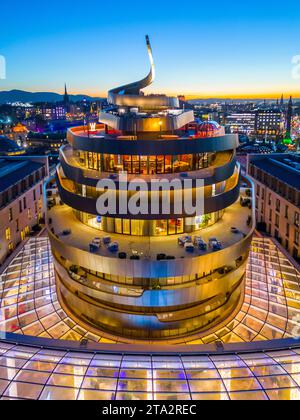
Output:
[[114, 219, 122, 234], [155, 220, 167, 236], [123, 219, 131, 235]]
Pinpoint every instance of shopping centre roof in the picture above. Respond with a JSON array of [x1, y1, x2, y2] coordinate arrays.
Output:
[[0, 337, 300, 400]]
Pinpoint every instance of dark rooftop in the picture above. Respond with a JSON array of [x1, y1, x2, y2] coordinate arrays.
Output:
[[0, 135, 25, 155], [0, 158, 45, 193], [251, 155, 300, 191]]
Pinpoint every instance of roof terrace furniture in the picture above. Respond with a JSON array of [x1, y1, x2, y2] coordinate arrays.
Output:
[[118, 252, 127, 259], [89, 243, 98, 253], [157, 253, 166, 260], [184, 242, 195, 252], [103, 236, 111, 245], [108, 242, 119, 252], [194, 236, 208, 250], [178, 235, 192, 246], [92, 237, 101, 247]]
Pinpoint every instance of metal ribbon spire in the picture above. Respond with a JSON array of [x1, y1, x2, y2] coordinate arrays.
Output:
[[108, 35, 155, 103]]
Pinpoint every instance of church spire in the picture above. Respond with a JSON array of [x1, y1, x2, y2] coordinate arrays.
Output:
[[63, 83, 70, 112], [63, 83, 69, 104], [280, 94, 284, 108]]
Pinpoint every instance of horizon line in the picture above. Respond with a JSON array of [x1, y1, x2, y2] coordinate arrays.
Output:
[[2, 88, 300, 101]]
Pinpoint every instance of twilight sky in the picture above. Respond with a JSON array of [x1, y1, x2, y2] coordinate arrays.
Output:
[[0, 0, 300, 98]]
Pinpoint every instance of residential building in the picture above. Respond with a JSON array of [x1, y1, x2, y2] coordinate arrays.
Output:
[[248, 153, 300, 262], [0, 156, 49, 264]]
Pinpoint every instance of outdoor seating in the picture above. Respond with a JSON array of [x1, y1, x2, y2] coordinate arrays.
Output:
[[184, 241, 195, 252], [178, 235, 191, 246], [130, 255, 140, 260], [89, 243, 98, 253], [103, 236, 111, 245], [92, 237, 101, 247], [194, 236, 207, 250], [108, 241, 119, 252], [157, 253, 166, 260], [208, 237, 222, 251]]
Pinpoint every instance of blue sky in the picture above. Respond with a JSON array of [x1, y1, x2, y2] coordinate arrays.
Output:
[[0, 0, 300, 98]]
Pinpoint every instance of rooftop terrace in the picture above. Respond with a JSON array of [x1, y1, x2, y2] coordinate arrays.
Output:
[[47, 195, 252, 262]]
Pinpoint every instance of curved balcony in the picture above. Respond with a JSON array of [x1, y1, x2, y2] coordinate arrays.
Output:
[[47, 185, 255, 279], [67, 125, 239, 155], [59, 144, 237, 188], [55, 165, 241, 219], [54, 252, 247, 309], [57, 269, 243, 339]]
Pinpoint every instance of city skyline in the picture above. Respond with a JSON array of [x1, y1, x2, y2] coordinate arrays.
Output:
[[1, 0, 300, 99]]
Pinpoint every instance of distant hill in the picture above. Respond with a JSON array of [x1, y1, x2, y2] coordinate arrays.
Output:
[[0, 90, 105, 104], [188, 98, 300, 104]]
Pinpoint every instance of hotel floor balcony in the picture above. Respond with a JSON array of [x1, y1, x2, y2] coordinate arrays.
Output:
[[45, 183, 255, 340], [47, 192, 253, 267], [59, 144, 236, 188]]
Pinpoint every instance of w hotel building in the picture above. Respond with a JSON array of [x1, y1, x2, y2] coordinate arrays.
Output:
[[46, 37, 255, 342]]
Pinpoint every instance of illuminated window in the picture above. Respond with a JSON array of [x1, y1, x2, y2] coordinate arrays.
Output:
[[5, 228, 11, 241]]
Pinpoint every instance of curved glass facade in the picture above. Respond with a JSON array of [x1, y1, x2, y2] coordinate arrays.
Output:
[[1, 338, 300, 400], [74, 210, 224, 236], [77, 150, 216, 174]]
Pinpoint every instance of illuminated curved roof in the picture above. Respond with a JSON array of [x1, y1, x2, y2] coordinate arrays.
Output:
[[0, 136, 25, 156], [0, 335, 300, 400]]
